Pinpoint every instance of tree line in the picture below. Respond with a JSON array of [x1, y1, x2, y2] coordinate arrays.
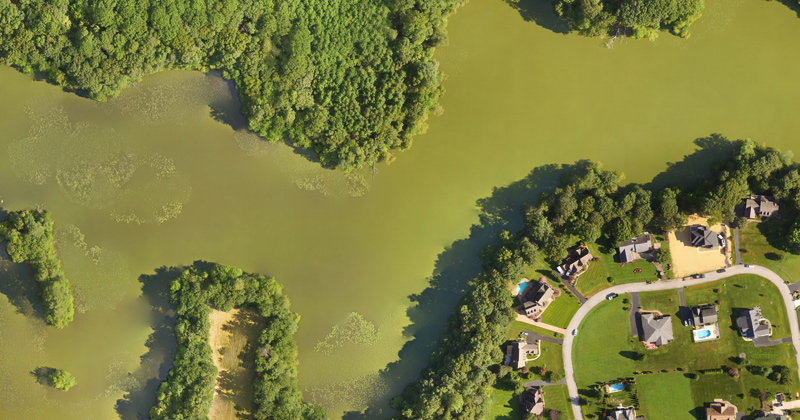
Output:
[[0, 0, 463, 171], [0, 209, 75, 329], [390, 139, 800, 419], [149, 263, 326, 420]]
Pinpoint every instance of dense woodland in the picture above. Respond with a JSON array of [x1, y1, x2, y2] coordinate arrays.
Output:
[[0, 209, 74, 328], [149, 263, 326, 420], [0, 0, 462, 170], [549, 0, 705, 39], [391, 139, 800, 419]]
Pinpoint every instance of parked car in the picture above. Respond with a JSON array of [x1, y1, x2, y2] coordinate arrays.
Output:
[[606, 293, 618, 300], [700, 274, 707, 278], [744, 264, 753, 268], [716, 269, 726, 273], [571, 329, 578, 336]]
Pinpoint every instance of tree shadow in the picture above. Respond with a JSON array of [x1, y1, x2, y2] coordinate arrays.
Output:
[[206, 71, 248, 132], [114, 266, 181, 420], [645, 134, 737, 192], [770, 0, 800, 19], [0, 247, 46, 323], [756, 213, 797, 255], [30, 366, 56, 387], [341, 162, 584, 419], [506, 0, 571, 35]]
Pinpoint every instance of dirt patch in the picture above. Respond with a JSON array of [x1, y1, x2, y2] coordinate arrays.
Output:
[[668, 215, 731, 277], [208, 308, 262, 420]]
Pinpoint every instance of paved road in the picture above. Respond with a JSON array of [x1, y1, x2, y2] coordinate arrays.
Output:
[[629, 292, 640, 337], [562, 264, 800, 420]]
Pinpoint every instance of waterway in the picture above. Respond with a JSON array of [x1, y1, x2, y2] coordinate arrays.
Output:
[[0, 0, 799, 418]]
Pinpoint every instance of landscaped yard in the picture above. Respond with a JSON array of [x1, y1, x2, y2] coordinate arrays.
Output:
[[504, 321, 565, 381], [575, 243, 660, 297], [739, 221, 800, 284], [487, 384, 575, 420], [573, 274, 799, 419], [541, 294, 580, 329], [637, 373, 695, 420]]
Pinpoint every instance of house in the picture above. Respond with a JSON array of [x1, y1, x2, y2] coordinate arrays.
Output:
[[706, 399, 737, 420], [506, 334, 539, 369], [690, 225, 720, 248], [560, 246, 593, 276], [691, 304, 719, 327], [606, 405, 637, 420], [520, 387, 545, 416], [745, 195, 779, 219], [618, 233, 653, 263], [519, 278, 555, 318], [737, 306, 771, 340], [641, 313, 674, 347]]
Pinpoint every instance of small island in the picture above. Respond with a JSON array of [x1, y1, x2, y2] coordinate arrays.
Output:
[[49, 369, 76, 392]]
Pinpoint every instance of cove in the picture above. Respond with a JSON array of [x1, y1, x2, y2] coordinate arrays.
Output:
[[1, 0, 800, 418]]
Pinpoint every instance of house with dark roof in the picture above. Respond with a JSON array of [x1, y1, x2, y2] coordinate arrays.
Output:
[[559, 246, 593, 276], [618, 233, 653, 263], [520, 387, 545, 416], [691, 304, 719, 327], [519, 278, 555, 318], [606, 405, 637, 420], [506, 334, 539, 369], [737, 306, 771, 341], [706, 399, 737, 420], [690, 225, 720, 248], [745, 195, 779, 219], [641, 313, 674, 347]]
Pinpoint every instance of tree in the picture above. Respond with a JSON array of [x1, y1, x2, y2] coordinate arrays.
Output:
[[548, 371, 563, 383], [50, 369, 76, 391], [728, 367, 739, 379]]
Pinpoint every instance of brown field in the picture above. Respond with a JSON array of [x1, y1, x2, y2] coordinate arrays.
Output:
[[208, 308, 263, 420], [668, 215, 731, 277]]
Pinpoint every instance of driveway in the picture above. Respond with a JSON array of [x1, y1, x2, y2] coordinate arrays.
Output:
[[524, 378, 567, 388], [734, 227, 742, 265], [562, 264, 800, 420], [629, 292, 640, 337], [753, 336, 792, 347]]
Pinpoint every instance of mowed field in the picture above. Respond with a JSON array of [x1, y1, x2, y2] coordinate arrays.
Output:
[[208, 308, 263, 420]]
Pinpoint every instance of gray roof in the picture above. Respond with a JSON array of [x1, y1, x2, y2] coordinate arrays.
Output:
[[692, 305, 718, 326], [641, 313, 674, 346], [508, 337, 538, 369], [606, 407, 636, 420], [521, 281, 554, 307], [737, 307, 770, 339], [520, 387, 545, 415], [618, 234, 652, 262], [690, 225, 719, 248], [562, 247, 593, 272], [745, 195, 779, 218]]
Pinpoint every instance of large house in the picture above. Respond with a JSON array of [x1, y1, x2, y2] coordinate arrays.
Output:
[[618, 233, 653, 263], [519, 278, 555, 318], [506, 334, 539, 369], [559, 246, 593, 276], [706, 399, 737, 420], [692, 304, 719, 328], [737, 306, 771, 341], [520, 387, 545, 416], [745, 195, 779, 219], [641, 313, 674, 347], [690, 225, 720, 248], [606, 405, 637, 420]]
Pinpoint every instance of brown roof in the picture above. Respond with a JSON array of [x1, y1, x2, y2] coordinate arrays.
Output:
[[520, 387, 545, 415], [706, 399, 737, 420]]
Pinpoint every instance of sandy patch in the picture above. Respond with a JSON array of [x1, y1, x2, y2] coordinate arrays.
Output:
[[668, 215, 731, 277], [208, 308, 262, 420]]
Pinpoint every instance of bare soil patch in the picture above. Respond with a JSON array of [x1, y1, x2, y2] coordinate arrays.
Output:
[[208, 308, 263, 420], [668, 215, 731, 277]]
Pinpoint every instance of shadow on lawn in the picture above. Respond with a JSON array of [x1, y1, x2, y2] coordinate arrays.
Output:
[[341, 162, 592, 419]]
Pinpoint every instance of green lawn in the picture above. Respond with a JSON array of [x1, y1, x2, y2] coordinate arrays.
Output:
[[507, 320, 563, 340], [575, 243, 660, 297], [573, 274, 799, 418], [488, 387, 522, 420], [541, 294, 580, 329], [739, 221, 800, 284], [637, 373, 695, 420], [544, 385, 575, 420], [504, 321, 565, 381]]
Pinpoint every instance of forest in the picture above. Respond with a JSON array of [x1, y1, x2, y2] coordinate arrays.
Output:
[[0, 0, 719, 171], [390, 139, 800, 419], [0, 209, 74, 329], [149, 263, 326, 420]]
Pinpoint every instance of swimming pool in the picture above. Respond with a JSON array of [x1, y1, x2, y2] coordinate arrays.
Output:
[[697, 329, 711, 339], [517, 281, 529, 295], [608, 383, 624, 393]]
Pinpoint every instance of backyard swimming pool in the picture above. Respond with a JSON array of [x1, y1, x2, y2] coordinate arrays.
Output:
[[608, 383, 624, 393], [692, 324, 720, 342], [517, 281, 529, 295], [697, 329, 711, 339]]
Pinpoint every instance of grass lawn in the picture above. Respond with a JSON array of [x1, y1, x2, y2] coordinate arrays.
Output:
[[488, 387, 522, 420], [576, 243, 660, 297], [541, 294, 580, 329], [572, 298, 637, 386], [637, 373, 695, 420], [636, 290, 694, 372], [507, 320, 564, 340], [504, 321, 565, 380], [545, 385, 575, 420], [739, 221, 800, 284]]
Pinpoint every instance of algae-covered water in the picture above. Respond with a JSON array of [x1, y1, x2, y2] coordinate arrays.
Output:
[[1, 0, 800, 418]]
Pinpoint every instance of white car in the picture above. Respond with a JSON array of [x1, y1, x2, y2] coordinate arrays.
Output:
[[571, 329, 578, 336]]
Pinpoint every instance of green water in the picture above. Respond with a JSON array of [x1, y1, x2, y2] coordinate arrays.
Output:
[[1, 0, 800, 418]]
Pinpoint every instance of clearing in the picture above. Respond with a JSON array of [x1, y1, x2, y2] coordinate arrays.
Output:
[[668, 215, 730, 277], [208, 308, 263, 420]]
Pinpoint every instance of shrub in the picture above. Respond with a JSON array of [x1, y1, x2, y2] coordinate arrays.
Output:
[[50, 369, 76, 391]]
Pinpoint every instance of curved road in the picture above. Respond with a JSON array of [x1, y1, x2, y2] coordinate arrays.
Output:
[[562, 265, 800, 420]]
